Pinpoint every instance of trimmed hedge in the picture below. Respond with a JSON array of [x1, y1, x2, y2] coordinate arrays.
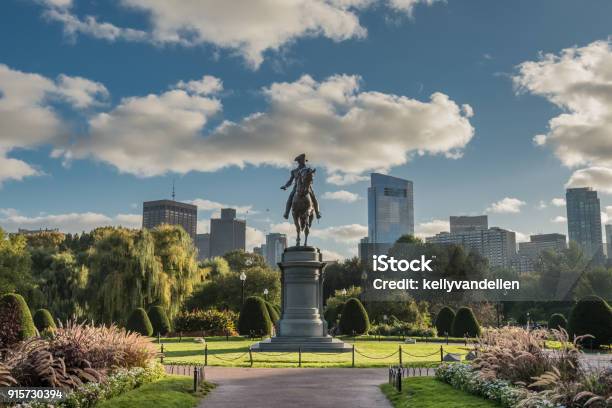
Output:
[[147, 306, 171, 336], [238, 296, 272, 336], [451, 307, 481, 337], [339, 298, 370, 335], [548, 313, 567, 331], [264, 301, 280, 324], [33, 308, 56, 333], [0, 293, 36, 347], [435, 306, 455, 337], [126, 308, 153, 337], [568, 295, 612, 348], [173, 309, 237, 335]]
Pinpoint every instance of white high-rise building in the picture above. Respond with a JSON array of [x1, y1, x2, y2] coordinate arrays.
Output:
[[367, 173, 414, 244]]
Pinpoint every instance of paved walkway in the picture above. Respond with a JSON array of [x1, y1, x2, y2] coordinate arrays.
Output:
[[198, 367, 393, 408]]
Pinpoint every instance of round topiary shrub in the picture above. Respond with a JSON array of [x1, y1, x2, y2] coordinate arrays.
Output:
[[0, 293, 36, 347], [33, 308, 56, 333], [451, 307, 481, 337], [148, 306, 171, 336], [435, 306, 455, 337], [568, 295, 612, 348], [126, 308, 153, 336], [264, 301, 280, 324], [339, 298, 370, 335], [548, 313, 567, 330], [238, 296, 272, 336]]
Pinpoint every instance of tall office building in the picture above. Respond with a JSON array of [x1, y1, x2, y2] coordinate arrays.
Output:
[[512, 233, 567, 273], [209, 208, 246, 258], [265, 233, 287, 268], [605, 224, 612, 259], [566, 187, 603, 258], [367, 173, 414, 244], [142, 199, 197, 241], [450, 215, 488, 234], [196, 233, 210, 261], [426, 223, 516, 268]]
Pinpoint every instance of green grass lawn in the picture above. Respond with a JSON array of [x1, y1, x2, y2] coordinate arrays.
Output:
[[157, 336, 469, 368], [381, 377, 500, 408], [96, 375, 214, 408]]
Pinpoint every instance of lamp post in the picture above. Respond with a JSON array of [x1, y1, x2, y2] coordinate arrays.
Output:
[[263, 288, 269, 300], [341, 288, 347, 296], [240, 272, 247, 306]]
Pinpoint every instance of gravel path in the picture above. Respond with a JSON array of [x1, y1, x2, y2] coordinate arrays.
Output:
[[197, 367, 394, 408]]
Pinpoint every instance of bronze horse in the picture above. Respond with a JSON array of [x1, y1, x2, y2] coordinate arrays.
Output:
[[291, 167, 316, 246]]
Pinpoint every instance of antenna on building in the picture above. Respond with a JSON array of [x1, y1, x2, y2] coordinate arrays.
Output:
[[172, 179, 176, 201]]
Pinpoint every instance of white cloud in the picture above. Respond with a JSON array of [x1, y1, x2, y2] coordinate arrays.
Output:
[[537, 200, 547, 210], [604, 206, 612, 224], [175, 75, 223, 96], [38, 0, 442, 68], [511, 230, 530, 243], [565, 167, 612, 194], [61, 74, 474, 179], [0, 64, 108, 185], [186, 198, 253, 215], [486, 197, 526, 214], [246, 226, 265, 250], [551, 197, 566, 207], [0, 210, 141, 233], [321, 249, 346, 262], [326, 172, 369, 186], [415, 219, 449, 238], [514, 40, 612, 193], [322, 190, 360, 202], [270, 221, 366, 243], [551, 215, 567, 224]]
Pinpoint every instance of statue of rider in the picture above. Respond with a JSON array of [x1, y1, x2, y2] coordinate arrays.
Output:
[[281, 153, 321, 220]]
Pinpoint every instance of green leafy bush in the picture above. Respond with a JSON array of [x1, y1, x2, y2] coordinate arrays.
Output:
[[126, 308, 153, 337], [265, 301, 280, 323], [147, 306, 171, 336], [173, 309, 238, 335], [0, 293, 36, 347], [451, 307, 481, 337], [568, 295, 612, 348], [339, 298, 370, 335], [238, 296, 272, 336], [434, 306, 455, 337], [548, 313, 567, 330], [33, 308, 56, 333], [369, 322, 436, 337]]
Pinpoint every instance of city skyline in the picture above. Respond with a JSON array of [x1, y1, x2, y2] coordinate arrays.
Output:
[[2, 0, 612, 259]]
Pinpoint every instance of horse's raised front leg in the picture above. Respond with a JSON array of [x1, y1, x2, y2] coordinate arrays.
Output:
[[304, 223, 309, 246]]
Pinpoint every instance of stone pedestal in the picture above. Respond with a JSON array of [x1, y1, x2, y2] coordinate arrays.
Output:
[[250, 246, 351, 352]]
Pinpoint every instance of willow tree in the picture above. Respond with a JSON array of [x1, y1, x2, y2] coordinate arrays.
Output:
[[86, 227, 166, 324], [150, 225, 200, 319], [39, 251, 88, 320]]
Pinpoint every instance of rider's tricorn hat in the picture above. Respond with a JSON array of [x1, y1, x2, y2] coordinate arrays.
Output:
[[294, 153, 307, 162]]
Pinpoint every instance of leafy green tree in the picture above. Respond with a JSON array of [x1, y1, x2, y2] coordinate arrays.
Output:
[[86, 227, 165, 324], [199, 257, 230, 279], [264, 301, 280, 323], [435, 306, 455, 336], [223, 250, 266, 272], [0, 229, 34, 297], [148, 306, 171, 335], [339, 298, 370, 335], [238, 296, 272, 336], [0, 293, 36, 347], [150, 224, 200, 319], [451, 307, 481, 337], [23, 231, 65, 249], [322, 257, 363, 302], [126, 308, 153, 336], [33, 308, 56, 332], [185, 266, 280, 312]]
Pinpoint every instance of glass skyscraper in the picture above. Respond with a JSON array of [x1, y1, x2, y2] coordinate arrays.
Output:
[[566, 187, 602, 259], [367, 173, 414, 244]]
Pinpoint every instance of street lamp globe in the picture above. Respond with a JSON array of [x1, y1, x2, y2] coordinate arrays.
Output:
[[240, 272, 247, 282], [263, 288, 269, 296], [341, 288, 347, 296]]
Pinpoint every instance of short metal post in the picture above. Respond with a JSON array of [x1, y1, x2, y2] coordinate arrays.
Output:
[[160, 343, 164, 363], [440, 345, 443, 362], [204, 344, 208, 366], [179, 332, 183, 343], [397, 368, 402, 392], [352, 344, 355, 368], [193, 367, 198, 392], [298, 347, 302, 367], [399, 345, 402, 366], [249, 349, 253, 367]]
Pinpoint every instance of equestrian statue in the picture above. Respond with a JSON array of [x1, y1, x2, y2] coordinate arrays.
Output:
[[281, 153, 321, 246]]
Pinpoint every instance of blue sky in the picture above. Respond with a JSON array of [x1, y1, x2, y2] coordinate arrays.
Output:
[[1, 0, 612, 259]]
